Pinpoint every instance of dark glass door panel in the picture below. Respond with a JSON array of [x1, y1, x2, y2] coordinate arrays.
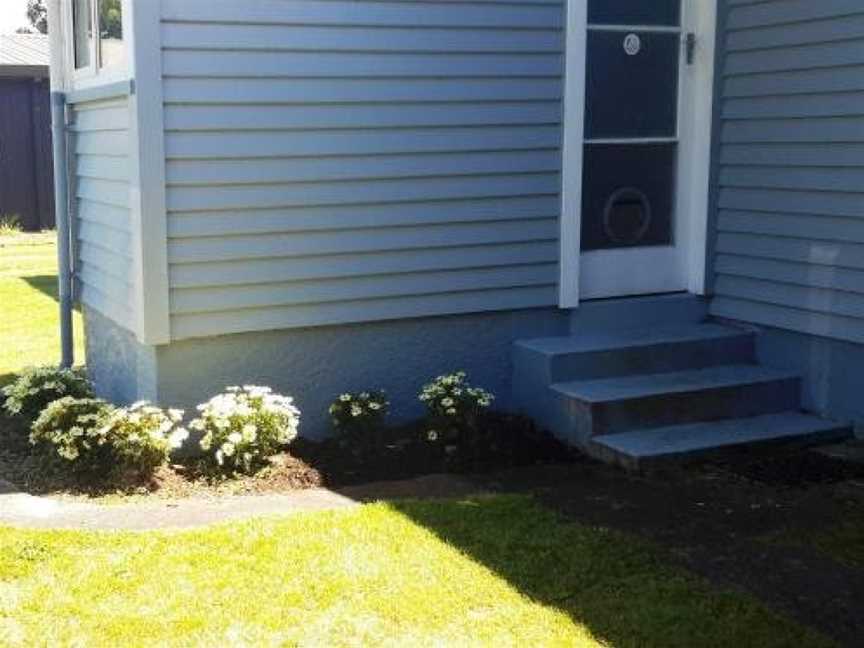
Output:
[[588, 0, 681, 27], [585, 30, 680, 139], [581, 144, 676, 251]]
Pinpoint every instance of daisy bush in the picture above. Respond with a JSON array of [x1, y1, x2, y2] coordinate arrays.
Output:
[[190, 386, 301, 474], [329, 391, 389, 444], [30, 397, 188, 477], [97, 402, 188, 475], [2, 365, 93, 422], [30, 397, 112, 473], [418, 371, 494, 444]]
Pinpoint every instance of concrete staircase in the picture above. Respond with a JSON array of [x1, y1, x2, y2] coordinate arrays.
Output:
[[513, 315, 851, 470]]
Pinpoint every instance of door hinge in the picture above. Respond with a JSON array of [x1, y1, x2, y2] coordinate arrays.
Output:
[[685, 32, 697, 65]]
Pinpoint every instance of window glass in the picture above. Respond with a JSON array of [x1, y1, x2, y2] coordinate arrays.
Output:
[[581, 144, 676, 251], [585, 31, 680, 139], [72, 0, 92, 69], [98, 0, 125, 71], [588, 0, 681, 27]]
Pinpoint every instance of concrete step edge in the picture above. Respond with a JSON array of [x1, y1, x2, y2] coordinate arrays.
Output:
[[589, 412, 853, 464], [552, 365, 800, 404], [515, 323, 751, 357]]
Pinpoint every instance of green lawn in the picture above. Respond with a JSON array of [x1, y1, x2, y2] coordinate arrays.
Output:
[[0, 495, 831, 647], [0, 231, 85, 383]]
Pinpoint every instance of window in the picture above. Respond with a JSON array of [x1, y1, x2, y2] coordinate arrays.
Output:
[[72, 0, 92, 70], [98, 0, 124, 71], [69, 0, 125, 79]]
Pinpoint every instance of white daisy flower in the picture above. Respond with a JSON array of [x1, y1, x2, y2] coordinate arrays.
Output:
[[242, 423, 257, 442], [169, 428, 189, 448]]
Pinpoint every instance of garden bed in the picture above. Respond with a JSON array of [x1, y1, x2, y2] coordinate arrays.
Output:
[[701, 444, 864, 488], [0, 411, 579, 501]]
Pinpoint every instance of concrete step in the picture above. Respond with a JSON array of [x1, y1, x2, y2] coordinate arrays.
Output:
[[568, 294, 707, 335], [515, 323, 754, 383], [552, 364, 800, 440], [589, 412, 853, 470]]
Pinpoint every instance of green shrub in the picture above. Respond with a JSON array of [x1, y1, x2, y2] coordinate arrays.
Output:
[[30, 397, 113, 474], [2, 366, 93, 422], [329, 390, 389, 445], [190, 386, 301, 474], [419, 371, 494, 445], [0, 214, 22, 236], [30, 398, 187, 478]]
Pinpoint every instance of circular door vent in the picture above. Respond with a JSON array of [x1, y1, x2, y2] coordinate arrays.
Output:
[[602, 187, 652, 245]]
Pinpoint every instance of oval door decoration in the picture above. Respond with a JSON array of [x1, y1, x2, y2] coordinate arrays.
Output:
[[602, 187, 652, 245], [623, 33, 641, 56]]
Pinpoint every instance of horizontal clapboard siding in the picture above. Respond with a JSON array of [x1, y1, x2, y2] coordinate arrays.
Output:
[[70, 96, 136, 331], [710, 0, 864, 343], [160, 0, 564, 339]]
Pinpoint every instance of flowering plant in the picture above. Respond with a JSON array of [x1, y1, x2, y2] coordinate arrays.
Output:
[[190, 386, 301, 474], [329, 391, 389, 443], [30, 397, 113, 474], [30, 398, 188, 477], [97, 401, 188, 475], [418, 371, 494, 444], [2, 365, 93, 422]]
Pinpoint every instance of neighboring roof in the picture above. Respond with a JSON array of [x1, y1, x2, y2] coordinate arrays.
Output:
[[0, 34, 49, 78]]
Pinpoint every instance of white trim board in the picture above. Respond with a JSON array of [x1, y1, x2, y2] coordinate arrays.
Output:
[[558, 0, 587, 308], [127, 0, 171, 344], [683, 0, 718, 295], [558, 0, 718, 307]]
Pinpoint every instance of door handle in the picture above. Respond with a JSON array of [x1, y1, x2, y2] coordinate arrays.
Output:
[[685, 33, 697, 65]]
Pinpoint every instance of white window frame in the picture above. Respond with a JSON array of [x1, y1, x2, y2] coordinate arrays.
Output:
[[558, 0, 718, 308], [64, 0, 130, 90]]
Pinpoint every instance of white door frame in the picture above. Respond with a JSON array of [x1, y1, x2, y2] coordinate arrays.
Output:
[[558, 0, 718, 308]]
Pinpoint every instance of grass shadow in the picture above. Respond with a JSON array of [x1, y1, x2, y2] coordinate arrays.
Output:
[[21, 275, 60, 303], [21, 275, 83, 314], [387, 495, 833, 648]]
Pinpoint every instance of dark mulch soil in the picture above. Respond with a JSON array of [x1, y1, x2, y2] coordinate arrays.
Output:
[[291, 411, 580, 488], [0, 411, 577, 499], [477, 448, 864, 648], [705, 444, 864, 487]]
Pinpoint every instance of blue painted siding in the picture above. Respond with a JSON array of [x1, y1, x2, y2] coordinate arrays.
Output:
[[159, 0, 564, 340], [70, 95, 137, 331], [710, 0, 864, 345]]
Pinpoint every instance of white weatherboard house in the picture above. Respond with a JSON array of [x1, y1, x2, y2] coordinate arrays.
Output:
[[48, 0, 863, 465]]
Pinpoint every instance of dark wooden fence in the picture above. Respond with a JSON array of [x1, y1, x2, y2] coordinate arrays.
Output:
[[0, 77, 55, 231]]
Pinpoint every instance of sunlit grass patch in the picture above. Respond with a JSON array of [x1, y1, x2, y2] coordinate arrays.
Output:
[[0, 231, 84, 381], [0, 495, 831, 647]]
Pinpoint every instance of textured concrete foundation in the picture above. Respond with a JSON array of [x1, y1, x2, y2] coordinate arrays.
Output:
[[83, 306, 157, 404], [86, 296, 864, 443], [752, 325, 864, 437], [83, 306, 567, 438]]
